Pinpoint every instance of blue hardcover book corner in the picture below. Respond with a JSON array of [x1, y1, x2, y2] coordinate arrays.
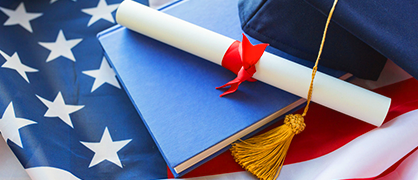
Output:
[[98, 0, 346, 177]]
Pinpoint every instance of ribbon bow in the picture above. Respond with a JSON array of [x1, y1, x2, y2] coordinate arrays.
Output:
[[216, 34, 268, 97]]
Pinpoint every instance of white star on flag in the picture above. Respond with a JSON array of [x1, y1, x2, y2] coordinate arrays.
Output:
[[80, 127, 132, 168], [0, 102, 37, 148], [38, 30, 82, 62], [0, 2, 42, 33], [0, 50, 38, 83], [36, 92, 85, 128], [81, 0, 119, 27], [82, 57, 121, 92]]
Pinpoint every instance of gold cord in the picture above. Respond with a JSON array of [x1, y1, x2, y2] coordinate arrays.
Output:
[[302, 0, 339, 117]]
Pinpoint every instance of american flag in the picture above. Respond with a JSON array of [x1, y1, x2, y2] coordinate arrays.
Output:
[[0, 0, 167, 179], [1, 0, 418, 180]]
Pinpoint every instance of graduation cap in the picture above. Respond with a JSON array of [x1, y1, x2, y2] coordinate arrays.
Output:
[[237, 0, 418, 81]]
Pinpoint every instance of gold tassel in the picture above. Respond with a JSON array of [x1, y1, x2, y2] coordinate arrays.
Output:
[[230, 0, 339, 179], [230, 114, 305, 180]]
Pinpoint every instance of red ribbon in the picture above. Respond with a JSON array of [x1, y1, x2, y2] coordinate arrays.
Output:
[[216, 34, 269, 97]]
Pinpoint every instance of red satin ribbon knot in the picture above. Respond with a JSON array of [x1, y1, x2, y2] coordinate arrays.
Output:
[[216, 34, 269, 97]]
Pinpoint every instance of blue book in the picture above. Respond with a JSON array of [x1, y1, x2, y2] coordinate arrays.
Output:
[[97, 0, 347, 177]]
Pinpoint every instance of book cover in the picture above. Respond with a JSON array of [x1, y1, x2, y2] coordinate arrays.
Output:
[[98, 0, 346, 177]]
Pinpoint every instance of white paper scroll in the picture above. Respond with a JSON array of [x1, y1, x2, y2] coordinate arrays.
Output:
[[115, 0, 391, 126]]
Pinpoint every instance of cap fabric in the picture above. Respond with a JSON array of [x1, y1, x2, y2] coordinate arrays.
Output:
[[238, 0, 397, 80]]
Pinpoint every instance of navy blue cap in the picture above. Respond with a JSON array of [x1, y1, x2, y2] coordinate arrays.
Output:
[[238, 0, 410, 80], [305, 0, 418, 80]]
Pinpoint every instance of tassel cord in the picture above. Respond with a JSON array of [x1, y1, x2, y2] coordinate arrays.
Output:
[[302, 0, 339, 117]]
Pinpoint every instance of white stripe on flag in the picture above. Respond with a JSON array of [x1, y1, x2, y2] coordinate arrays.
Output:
[[277, 109, 418, 180], [377, 145, 418, 180], [26, 166, 81, 180]]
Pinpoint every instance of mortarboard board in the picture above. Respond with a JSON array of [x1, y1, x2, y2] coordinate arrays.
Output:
[[238, 0, 418, 81], [305, 0, 418, 80]]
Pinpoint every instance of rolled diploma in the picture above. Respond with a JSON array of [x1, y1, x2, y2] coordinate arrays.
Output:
[[116, 0, 391, 127]]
